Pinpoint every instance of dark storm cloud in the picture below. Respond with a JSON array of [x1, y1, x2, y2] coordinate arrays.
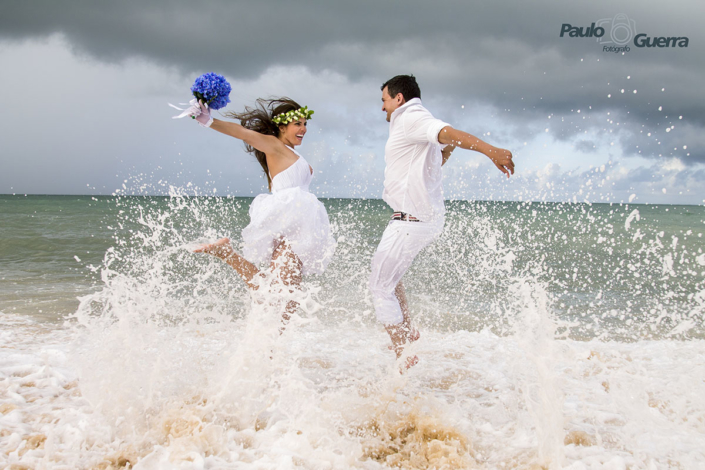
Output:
[[2, 0, 703, 162]]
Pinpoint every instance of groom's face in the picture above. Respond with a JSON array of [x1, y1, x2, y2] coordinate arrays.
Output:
[[381, 87, 404, 122]]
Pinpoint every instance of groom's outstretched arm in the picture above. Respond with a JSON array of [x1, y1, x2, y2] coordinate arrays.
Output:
[[438, 126, 514, 177]]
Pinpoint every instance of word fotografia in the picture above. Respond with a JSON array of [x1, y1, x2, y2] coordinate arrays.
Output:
[[603, 45, 630, 53]]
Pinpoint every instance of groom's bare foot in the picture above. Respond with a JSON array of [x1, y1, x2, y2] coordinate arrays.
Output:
[[194, 237, 232, 257], [385, 323, 421, 372], [399, 354, 419, 373], [387, 326, 420, 351]]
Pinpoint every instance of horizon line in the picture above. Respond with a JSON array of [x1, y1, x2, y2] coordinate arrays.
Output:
[[1, 193, 703, 207]]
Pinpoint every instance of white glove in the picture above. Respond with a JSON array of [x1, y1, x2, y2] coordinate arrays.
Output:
[[193, 100, 213, 127], [169, 99, 214, 127]]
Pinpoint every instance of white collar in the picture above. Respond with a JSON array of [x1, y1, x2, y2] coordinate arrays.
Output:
[[390, 97, 422, 121]]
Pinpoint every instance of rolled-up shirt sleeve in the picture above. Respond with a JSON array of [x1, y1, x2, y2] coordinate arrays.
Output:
[[427, 120, 450, 145], [403, 109, 450, 145]]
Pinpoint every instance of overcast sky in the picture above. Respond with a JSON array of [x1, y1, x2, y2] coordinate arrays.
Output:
[[1, 0, 703, 204]]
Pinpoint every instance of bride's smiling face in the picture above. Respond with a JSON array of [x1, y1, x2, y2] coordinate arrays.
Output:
[[278, 118, 308, 147]]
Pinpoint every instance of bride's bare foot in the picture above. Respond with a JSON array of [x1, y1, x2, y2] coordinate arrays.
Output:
[[194, 237, 232, 258], [193, 237, 261, 289]]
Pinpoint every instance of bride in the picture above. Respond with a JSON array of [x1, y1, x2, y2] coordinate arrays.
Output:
[[185, 98, 336, 322]]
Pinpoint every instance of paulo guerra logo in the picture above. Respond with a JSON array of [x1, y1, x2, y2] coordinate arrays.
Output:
[[560, 14, 689, 53]]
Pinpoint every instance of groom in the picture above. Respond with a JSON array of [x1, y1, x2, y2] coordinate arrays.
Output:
[[369, 75, 514, 366]]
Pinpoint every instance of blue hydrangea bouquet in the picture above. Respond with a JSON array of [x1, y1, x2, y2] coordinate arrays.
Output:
[[190, 72, 231, 110], [170, 72, 232, 120]]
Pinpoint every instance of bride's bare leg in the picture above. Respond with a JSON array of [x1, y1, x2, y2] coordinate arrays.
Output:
[[270, 239, 303, 330], [194, 238, 261, 290]]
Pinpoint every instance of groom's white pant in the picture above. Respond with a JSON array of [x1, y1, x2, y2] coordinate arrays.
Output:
[[369, 218, 444, 325]]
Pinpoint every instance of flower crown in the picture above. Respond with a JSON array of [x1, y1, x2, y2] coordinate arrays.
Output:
[[272, 106, 314, 125]]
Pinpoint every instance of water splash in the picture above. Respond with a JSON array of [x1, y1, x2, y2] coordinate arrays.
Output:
[[2, 187, 704, 468]]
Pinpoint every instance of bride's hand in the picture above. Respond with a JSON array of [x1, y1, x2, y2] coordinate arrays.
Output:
[[194, 100, 213, 127]]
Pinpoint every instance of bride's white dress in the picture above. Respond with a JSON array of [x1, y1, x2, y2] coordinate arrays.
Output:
[[242, 149, 336, 275]]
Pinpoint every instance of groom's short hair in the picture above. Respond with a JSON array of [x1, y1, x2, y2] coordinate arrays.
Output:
[[382, 75, 421, 102]]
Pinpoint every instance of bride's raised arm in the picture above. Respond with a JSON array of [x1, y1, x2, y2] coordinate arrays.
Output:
[[194, 102, 287, 159]]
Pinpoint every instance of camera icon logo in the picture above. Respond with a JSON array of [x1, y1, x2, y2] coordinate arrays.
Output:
[[595, 14, 637, 46]]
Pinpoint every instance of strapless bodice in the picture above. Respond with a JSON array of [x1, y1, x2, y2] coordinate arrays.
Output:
[[270, 150, 313, 193]]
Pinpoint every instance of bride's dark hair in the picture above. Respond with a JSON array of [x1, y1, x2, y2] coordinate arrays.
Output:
[[225, 97, 303, 190]]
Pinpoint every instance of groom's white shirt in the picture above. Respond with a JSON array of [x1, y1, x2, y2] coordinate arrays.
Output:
[[382, 98, 449, 223]]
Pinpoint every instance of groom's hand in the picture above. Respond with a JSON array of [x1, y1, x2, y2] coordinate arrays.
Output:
[[488, 147, 514, 177], [441, 145, 456, 166], [438, 126, 514, 177]]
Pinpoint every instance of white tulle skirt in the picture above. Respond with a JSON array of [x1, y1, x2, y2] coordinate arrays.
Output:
[[241, 187, 336, 275]]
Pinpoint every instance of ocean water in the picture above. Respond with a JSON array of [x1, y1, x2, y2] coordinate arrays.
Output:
[[1, 194, 704, 469]]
